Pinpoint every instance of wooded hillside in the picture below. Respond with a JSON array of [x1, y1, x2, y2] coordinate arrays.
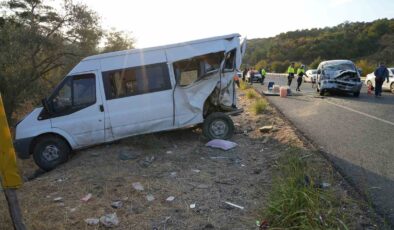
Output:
[[244, 19, 394, 73]]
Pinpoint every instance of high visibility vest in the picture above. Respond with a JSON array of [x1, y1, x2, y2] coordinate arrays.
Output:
[[0, 93, 22, 189], [288, 66, 295, 74], [297, 68, 305, 75], [261, 69, 266, 76]]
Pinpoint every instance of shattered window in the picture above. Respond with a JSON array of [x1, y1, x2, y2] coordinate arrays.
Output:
[[103, 63, 171, 100], [174, 52, 223, 87], [223, 49, 236, 72]]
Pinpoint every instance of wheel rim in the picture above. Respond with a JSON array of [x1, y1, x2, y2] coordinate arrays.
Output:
[[42, 145, 60, 161], [209, 119, 228, 138]]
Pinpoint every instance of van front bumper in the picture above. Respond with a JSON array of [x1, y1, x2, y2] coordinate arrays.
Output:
[[321, 80, 362, 93], [13, 137, 34, 159]]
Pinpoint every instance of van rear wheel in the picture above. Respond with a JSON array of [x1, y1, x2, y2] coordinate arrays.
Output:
[[203, 112, 234, 140], [33, 135, 70, 171]]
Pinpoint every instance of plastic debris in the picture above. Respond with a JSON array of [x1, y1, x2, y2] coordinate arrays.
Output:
[[259, 126, 273, 133], [53, 197, 63, 202], [170, 172, 177, 177], [205, 139, 237, 151], [190, 203, 196, 209], [191, 169, 200, 173], [132, 182, 144, 191], [100, 213, 119, 227], [166, 150, 173, 154], [320, 182, 331, 189], [146, 194, 155, 202], [81, 193, 92, 202], [111, 201, 123, 209], [224, 201, 244, 210], [166, 196, 175, 202], [85, 218, 99, 225]]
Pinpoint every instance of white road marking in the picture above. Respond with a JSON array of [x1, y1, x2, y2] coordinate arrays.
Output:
[[325, 100, 394, 126]]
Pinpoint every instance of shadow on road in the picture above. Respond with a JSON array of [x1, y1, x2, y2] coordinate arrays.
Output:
[[325, 152, 394, 227]]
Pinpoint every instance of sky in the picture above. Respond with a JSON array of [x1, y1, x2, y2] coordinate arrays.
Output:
[[76, 0, 394, 48]]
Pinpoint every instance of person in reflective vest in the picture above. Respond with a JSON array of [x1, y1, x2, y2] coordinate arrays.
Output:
[[261, 68, 266, 85], [287, 63, 295, 86], [296, 65, 306, 91]]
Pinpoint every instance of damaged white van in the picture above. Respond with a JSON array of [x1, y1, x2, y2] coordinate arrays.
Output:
[[14, 34, 246, 170]]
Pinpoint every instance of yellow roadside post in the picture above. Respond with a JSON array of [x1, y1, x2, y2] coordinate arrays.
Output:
[[0, 93, 26, 230]]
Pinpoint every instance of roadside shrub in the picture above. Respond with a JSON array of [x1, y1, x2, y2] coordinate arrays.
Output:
[[239, 80, 251, 90], [246, 90, 258, 99], [263, 148, 350, 229], [252, 99, 268, 114]]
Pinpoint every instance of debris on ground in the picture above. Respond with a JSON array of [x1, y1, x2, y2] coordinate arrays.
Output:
[[118, 151, 139, 161], [85, 218, 99, 225], [132, 182, 144, 191], [166, 196, 175, 202], [146, 194, 155, 202], [224, 201, 244, 210], [205, 139, 237, 151], [100, 213, 119, 227], [80, 193, 92, 202], [53, 197, 63, 202], [111, 201, 123, 209], [259, 126, 273, 133], [191, 169, 201, 173], [138, 156, 156, 167], [190, 203, 196, 209]]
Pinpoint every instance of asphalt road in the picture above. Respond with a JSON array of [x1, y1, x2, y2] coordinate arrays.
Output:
[[254, 74, 394, 225]]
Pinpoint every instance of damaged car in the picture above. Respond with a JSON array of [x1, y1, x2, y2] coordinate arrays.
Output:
[[316, 60, 362, 97], [14, 33, 247, 171]]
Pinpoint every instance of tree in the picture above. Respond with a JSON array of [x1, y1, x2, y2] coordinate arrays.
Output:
[[102, 29, 135, 53], [0, 0, 103, 122]]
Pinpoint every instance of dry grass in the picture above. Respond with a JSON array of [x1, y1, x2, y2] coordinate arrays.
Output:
[[251, 99, 268, 115]]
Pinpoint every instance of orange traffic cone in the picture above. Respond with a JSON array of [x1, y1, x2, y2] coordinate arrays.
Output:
[[367, 84, 372, 95]]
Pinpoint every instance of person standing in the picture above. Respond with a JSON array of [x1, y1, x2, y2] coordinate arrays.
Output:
[[242, 68, 248, 82], [261, 67, 266, 85], [296, 65, 306, 91], [374, 63, 389, 97], [287, 63, 295, 86]]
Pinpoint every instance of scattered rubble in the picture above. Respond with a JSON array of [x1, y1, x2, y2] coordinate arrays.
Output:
[[111, 201, 123, 209], [259, 126, 273, 133], [80, 193, 92, 202], [53, 197, 63, 202], [146, 194, 155, 202], [166, 196, 175, 202], [138, 156, 156, 167], [100, 213, 119, 227], [132, 182, 144, 191], [85, 218, 99, 225], [206, 139, 237, 151]]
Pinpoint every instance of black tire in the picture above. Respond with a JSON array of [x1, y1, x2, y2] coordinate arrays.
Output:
[[319, 88, 325, 96], [353, 91, 360, 97], [203, 112, 234, 140], [367, 80, 374, 90], [33, 135, 70, 171], [391, 83, 394, 93]]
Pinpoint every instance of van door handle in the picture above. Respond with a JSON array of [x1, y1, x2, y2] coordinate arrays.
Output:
[[99, 105, 104, 112]]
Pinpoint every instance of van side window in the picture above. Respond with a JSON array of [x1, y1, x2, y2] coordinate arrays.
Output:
[[173, 52, 223, 87], [102, 63, 171, 100], [50, 74, 96, 114], [223, 49, 236, 72]]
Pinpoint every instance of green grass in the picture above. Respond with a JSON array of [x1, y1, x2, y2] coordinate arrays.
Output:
[[239, 80, 251, 90], [246, 89, 258, 99], [263, 148, 350, 230], [251, 99, 268, 114]]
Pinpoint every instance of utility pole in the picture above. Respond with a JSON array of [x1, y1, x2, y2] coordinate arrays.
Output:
[[0, 93, 26, 230]]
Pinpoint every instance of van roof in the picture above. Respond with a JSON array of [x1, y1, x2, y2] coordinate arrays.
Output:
[[83, 33, 241, 62]]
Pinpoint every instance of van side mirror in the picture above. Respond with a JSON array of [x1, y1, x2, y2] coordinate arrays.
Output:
[[41, 98, 52, 114]]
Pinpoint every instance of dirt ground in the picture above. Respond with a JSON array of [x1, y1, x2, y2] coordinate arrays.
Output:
[[0, 91, 381, 229]]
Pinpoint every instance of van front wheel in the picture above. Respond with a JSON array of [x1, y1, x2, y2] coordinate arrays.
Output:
[[33, 136, 70, 171], [203, 112, 234, 140]]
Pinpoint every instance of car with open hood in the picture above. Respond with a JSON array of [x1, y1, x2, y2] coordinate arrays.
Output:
[[316, 60, 362, 97]]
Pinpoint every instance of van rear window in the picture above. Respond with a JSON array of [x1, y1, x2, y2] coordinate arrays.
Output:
[[102, 63, 171, 100]]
